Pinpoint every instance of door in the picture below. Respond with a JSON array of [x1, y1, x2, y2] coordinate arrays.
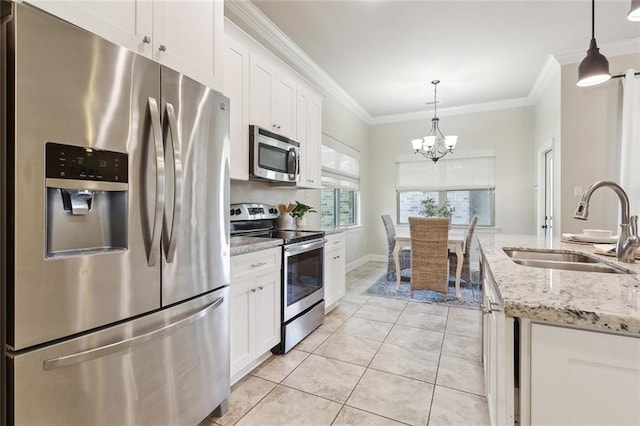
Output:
[[11, 288, 229, 426], [24, 0, 153, 56], [542, 148, 553, 236], [8, 4, 161, 351], [283, 241, 324, 322], [160, 67, 230, 306], [224, 38, 250, 181], [152, 0, 222, 90], [249, 54, 275, 131]]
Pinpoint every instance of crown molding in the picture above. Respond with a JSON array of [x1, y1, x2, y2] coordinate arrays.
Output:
[[369, 97, 532, 125], [225, 1, 639, 126], [527, 55, 561, 105], [553, 37, 640, 66], [225, 0, 373, 124]]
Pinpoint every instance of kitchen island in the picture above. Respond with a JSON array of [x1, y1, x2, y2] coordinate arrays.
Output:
[[478, 234, 640, 334], [478, 234, 640, 426]]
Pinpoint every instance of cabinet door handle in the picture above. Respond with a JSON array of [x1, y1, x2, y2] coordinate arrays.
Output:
[[258, 286, 264, 290], [250, 288, 257, 293], [251, 261, 267, 268], [142, 36, 151, 44], [159, 45, 167, 52]]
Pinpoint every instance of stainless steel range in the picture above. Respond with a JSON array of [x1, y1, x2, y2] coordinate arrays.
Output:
[[230, 203, 325, 353]]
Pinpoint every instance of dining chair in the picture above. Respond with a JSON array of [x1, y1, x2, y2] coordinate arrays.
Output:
[[409, 217, 450, 294], [381, 214, 411, 280], [448, 216, 478, 283]]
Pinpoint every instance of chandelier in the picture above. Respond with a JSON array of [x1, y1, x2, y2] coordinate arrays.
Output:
[[411, 80, 458, 163]]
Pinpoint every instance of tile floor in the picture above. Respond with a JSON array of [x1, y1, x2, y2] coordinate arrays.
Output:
[[206, 261, 490, 426]]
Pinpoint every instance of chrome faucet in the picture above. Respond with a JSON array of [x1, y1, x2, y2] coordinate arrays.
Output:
[[574, 181, 640, 263]]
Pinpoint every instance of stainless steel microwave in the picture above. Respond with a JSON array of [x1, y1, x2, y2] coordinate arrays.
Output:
[[249, 125, 300, 183]]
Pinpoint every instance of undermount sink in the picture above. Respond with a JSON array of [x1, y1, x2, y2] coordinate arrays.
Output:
[[503, 248, 632, 274]]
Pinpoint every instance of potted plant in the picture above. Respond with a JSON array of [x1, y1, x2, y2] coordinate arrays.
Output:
[[290, 201, 317, 229], [420, 197, 455, 226]]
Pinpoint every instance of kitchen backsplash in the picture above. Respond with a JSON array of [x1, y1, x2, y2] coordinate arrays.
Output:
[[230, 180, 322, 229]]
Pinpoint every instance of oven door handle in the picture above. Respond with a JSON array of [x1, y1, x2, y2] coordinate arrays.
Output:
[[284, 239, 326, 255]]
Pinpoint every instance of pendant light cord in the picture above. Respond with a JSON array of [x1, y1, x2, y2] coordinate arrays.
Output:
[[591, 0, 595, 40], [433, 82, 438, 119]]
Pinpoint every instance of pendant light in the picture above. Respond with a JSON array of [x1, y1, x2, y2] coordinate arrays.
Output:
[[628, 0, 640, 21], [576, 0, 611, 87], [410, 80, 458, 163]]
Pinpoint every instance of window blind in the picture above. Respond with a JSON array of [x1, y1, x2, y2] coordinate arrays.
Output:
[[321, 133, 360, 190], [396, 150, 495, 191]]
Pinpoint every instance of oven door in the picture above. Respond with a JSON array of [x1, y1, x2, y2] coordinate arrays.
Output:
[[282, 239, 325, 322]]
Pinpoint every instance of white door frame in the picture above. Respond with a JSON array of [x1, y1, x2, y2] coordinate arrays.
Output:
[[536, 139, 554, 237]]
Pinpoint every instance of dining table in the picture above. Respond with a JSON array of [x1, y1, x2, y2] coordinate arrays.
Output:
[[392, 230, 466, 298]]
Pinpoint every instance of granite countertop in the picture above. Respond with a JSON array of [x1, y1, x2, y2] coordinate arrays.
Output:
[[478, 234, 640, 335], [230, 236, 283, 256]]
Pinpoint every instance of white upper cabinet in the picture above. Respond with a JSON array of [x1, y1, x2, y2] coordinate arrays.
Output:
[[226, 19, 322, 184], [249, 53, 296, 139], [224, 37, 250, 181], [24, 0, 153, 55], [296, 85, 322, 189], [152, 0, 223, 90], [25, 0, 222, 90]]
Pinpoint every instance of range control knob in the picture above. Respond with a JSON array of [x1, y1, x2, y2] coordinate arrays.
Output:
[[234, 208, 241, 215], [269, 208, 277, 214], [230, 209, 235, 216]]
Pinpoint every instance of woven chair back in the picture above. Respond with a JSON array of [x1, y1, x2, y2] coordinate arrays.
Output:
[[409, 217, 450, 293], [464, 216, 478, 256], [382, 214, 411, 275]]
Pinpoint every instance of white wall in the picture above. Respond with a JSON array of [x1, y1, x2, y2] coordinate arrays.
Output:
[[533, 67, 562, 236], [321, 95, 370, 267], [366, 107, 536, 258], [560, 53, 640, 234]]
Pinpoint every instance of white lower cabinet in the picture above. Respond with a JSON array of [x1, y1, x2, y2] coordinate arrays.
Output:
[[230, 247, 281, 380], [323, 233, 345, 313], [481, 257, 515, 426], [526, 323, 640, 425]]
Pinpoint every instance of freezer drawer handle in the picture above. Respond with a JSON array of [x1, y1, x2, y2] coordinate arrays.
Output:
[[147, 97, 165, 267], [42, 297, 224, 371]]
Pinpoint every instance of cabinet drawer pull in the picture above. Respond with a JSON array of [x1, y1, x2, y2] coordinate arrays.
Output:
[[258, 285, 264, 290], [251, 261, 267, 268], [142, 36, 151, 44], [159, 44, 167, 52], [250, 288, 257, 293]]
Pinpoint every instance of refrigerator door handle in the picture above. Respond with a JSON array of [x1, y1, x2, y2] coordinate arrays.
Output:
[[163, 102, 182, 263], [42, 296, 224, 371], [148, 97, 165, 267]]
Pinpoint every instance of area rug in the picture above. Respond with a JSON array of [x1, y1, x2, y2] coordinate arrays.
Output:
[[364, 271, 481, 309]]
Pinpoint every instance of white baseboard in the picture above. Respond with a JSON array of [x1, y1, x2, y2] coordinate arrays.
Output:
[[346, 254, 386, 272]]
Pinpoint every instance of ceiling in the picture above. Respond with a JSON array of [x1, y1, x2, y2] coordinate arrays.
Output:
[[232, 0, 639, 120]]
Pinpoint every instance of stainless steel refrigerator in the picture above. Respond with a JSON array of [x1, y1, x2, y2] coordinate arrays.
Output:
[[0, 2, 230, 424]]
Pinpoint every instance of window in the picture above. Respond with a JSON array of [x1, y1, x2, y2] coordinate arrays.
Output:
[[396, 150, 495, 226], [321, 134, 360, 228]]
